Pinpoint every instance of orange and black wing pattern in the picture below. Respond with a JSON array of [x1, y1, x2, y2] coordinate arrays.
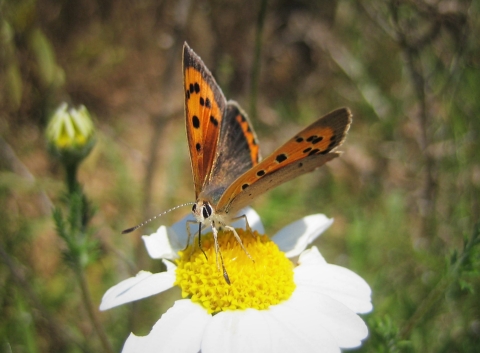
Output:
[[183, 43, 227, 198], [217, 108, 352, 214]]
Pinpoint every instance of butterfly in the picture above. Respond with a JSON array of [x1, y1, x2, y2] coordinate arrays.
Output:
[[183, 43, 351, 282], [124, 43, 352, 284]]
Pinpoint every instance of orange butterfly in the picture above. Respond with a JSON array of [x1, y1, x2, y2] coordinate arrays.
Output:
[[183, 43, 351, 281], [125, 43, 352, 283]]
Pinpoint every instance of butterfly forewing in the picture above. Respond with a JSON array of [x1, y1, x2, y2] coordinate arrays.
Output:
[[216, 108, 352, 214], [183, 43, 227, 198]]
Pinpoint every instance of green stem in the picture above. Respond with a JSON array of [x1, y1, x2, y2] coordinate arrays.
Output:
[[399, 276, 449, 339], [63, 155, 108, 350], [75, 268, 115, 353], [65, 162, 79, 195], [400, 226, 479, 339]]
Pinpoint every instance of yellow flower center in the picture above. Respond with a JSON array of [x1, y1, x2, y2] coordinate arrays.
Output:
[[174, 229, 296, 314]]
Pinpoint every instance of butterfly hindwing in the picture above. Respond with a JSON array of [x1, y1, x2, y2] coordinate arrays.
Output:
[[216, 108, 352, 214], [183, 43, 227, 198], [223, 102, 260, 168], [200, 101, 261, 205]]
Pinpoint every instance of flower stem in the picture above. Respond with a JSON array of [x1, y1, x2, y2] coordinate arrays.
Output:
[[62, 156, 111, 351], [75, 268, 115, 353], [66, 162, 79, 195]]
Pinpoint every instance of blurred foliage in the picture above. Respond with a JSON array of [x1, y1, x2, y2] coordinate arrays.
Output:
[[1, 0, 479, 352]]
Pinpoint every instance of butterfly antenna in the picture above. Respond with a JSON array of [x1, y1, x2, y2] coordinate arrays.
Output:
[[121, 202, 195, 234]]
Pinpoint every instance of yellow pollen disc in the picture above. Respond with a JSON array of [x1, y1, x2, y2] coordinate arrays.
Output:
[[174, 229, 296, 314]]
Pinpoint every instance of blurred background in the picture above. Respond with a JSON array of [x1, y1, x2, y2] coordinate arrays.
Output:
[[1, 0, 479, 352]]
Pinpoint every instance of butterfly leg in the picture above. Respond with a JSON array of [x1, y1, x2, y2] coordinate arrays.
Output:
[[224, 225, 254, 262], [185, 220, 208, 260], [184, 220, 195, 250], [211, 222, 231, 284], [231, 214, 256, 238]]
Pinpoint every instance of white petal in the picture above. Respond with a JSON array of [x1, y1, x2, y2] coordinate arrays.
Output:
[[288, 287, 368, 348], [272, 214, 333, 257], [162, 259, 177, 272], [202, 288, 368, 353], [142, 226, 181, 260], [122, 300, 211, 353], [121, 333, 147, 353], [297, 246, 327, 265], [100, 270, 175, 310], [202, 310, 285, 353], [295, 263, 372, 314], [268, 293, 342, 353], [203, 305, 339, 353]]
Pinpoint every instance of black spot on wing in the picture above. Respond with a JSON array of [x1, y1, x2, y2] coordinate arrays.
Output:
[[312, 136, 323, 144], [320, 136, 337, 154], [256, 170, 266, 177], [242, 184, 249, 190], [210, 115, 219, 126], [276, 154, 288, 163], [196, 143, 201, 151], [194, 82, 200, 93], [205, 97, 211, 108], [308, 148, 320, 156], [328, 135, 337, 149], [303, 147, 312, 154], [192, 116, 200, 129], [200, 97, 205, 106], [295, 136, 304, 143]]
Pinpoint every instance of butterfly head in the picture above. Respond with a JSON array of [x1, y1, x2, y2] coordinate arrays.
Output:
[[192, 200, 215, 224]]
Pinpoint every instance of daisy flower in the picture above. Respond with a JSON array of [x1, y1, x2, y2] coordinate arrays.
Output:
[[100, 208, 372, 353]]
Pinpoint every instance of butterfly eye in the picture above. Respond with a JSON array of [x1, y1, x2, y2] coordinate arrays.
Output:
[[202, 202, 212, 219]]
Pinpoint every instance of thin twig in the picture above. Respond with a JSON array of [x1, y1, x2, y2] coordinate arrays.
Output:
[[388, 0, 437, 238], [249, 0, 268, 121]]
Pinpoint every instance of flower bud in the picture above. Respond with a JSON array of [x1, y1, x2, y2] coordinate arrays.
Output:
[[46, 103, 95, 165]]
